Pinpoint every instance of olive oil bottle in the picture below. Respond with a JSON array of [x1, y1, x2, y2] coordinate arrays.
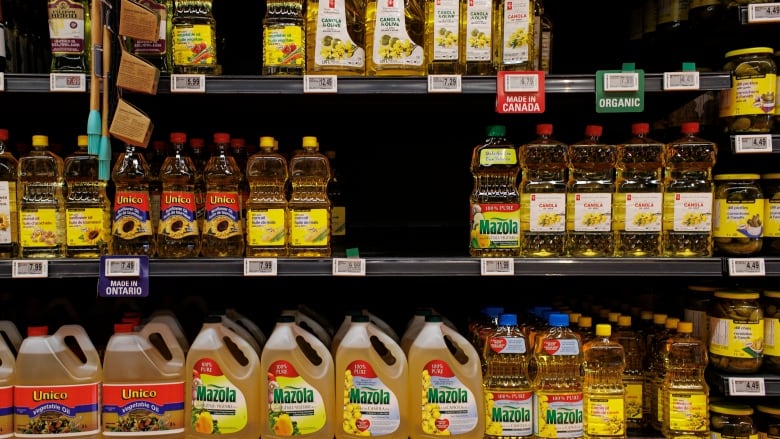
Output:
[[423, 0, 465, 74], [288, 136, 331, 257], [201, 132, 244, 257], [306, 0, 366, 75], [47, 0, 90, 73], [0, 129, 18, 258], [462, 0, 495, 75], [125, 0, 173, 72], [365, 0, 426, 76], [157, 132, 201, 258], [171, 0, 220, 75], [111, 143, 156, 256], [495, 0, 534, 71], [263, 0, 306, 75]]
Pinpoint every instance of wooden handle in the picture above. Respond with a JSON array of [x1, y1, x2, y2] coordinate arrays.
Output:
[[89, 0, 101, 111], [102, 26, 111, 136]]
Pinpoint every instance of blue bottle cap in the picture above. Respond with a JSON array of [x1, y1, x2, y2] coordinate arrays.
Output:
[[498, 313, 517, 326], [548, 313, 569, 327]]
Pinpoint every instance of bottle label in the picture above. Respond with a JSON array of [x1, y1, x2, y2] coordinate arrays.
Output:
[[263, 26, 304, 68], [0, 29, 6, 59], [479, 148, 517, 166], [619, 193, 662, 232], [191, 358, 249, 434], [0, 385, 11, 438], [665, 192, 713, 232], [469, 203, 520, 250], [113, 191, 153, 240], [204, 191, 242, 240], [569, 193, 612, 232], [290, 208, 329, 247], [159, 191, 199, 239], [540, 338, 580, 355], [332, 206, 346, 236], [534, 392, 584, 438], [172, 24, 216, 66], [484, 390, 533, 437], [371, 0, 424, 67], [713, 198, 764, 239], [420, 360, 479, 435], [132, 0, 167, 55], [684, 308, 710, 343], [720, 74, 777, 118], [313, 0, 366, 68], [765, 317, 780, 356], [524, 193, 565, 232], [47, 0, 85, 55], [66, 207, 109, 247], [102, 381, 185, 434], [714, 434, 759, 439], [668, 393, 707, 432], [709, 316, 764, 358], [247, 208, 286, 246], [341, 360, 401, 436], [500, 0, 531, 65], [15, 382, 100, 436], [764, 197, 780, 237], [625, 382, 643, 420], [0, 181, 16, 245], [465, 0, 492, 62], [690, 0, 720, 7], [656, 0, 689, 25], [585, 395, 624, 436], [19, 207, 59, 248], [488, 336, 526, 354], [267, 360, 328, 435], [432, 0, 460, 61]]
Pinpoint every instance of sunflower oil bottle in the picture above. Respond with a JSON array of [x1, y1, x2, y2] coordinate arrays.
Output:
[[0, 129, 19, 258], [148, 140, 168, 235], [582, 324, 626, 439], [201, 132, 244, 257], [18, 134, 66, 258], [495, 0, 534, 71], [262, 0, 306, 75], [171, 0, 220, 75], [642, 313, 667, 430], [365, 0, 426, 76], [611, 315, 646, 431], [157, 131, 201, 257], [306, 0, 367, 75], [0, 336, 13, 438], [462, 0, 496, 75], [246, 136, 289, 257], [288, 136, 331, 257], [424, 0, 464, 74], [111, 143, 156, 256]]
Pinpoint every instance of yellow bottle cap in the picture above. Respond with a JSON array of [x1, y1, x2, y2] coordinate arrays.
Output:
[[764, 290, 780, 299], [578, 316, 592, 328], [595, 324, 611, 337], [608, 312, 621, 323], [710, 402, 753, 416], [653, 313, 667, 324], [617, 315, 631, 327], [665, 317, 680, 329], [302, 136, 318, 148], [31, 135, 48, 147], [259, 136, 275, 148], [568, 312, 582, 325], [756, 404, 780, 416], [676, 321, 692, 333], [77, 135, 88, 147], [714, 291, 760, 300]]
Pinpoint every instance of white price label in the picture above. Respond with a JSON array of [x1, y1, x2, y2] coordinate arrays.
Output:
[[728, 377, 765, 396], [0, 72, 5, 92], [243, 258, 278, 276], [105, 258, 141, 277], [304, 75, 338, 93], [171, 74, 206, 93], [728, 258, 766, 276], [480, 258, 515, 276], [428, 75, 462, 93], [12, 260, 48, 278], [332, 258, 366, 276], [748, 2, 780, 22], [504, 74, 539, 92], [663, 71, 699, 91], [734, 134, 773, 153], [603, 72, 639, 92], [50, 73, 86, 92]]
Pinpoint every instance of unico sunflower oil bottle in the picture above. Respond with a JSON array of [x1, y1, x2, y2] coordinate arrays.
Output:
[[365, 0, 426, 76], [112, 143, 156, 256], [157, 131, 201, 258], [0, 335, 14, 438], [306, 0, 366, 75], [582, 324, 626, 439], [15, 325, 102, 438], [408, 314, 485, 439], [288, 136, 331, 257], [201, 133, 244, 257]]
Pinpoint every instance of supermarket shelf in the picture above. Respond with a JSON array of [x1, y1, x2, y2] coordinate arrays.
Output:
[[707, 368, 780, 397], [739, 3, 780, 25]]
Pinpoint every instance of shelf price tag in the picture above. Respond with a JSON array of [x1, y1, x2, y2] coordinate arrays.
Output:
[[728, 258, 766, 276], [663, 71, 699, 91], [480, 258, 515, 276], [171, 74, 206, 93], [596, 64, 644, 113], [734, 134, 773, 154], [333, 258, 366, 276], [98, 256, 149, 297], [748, 2, 780, 23], [50, 73, 86, 92], [104, 257, 141, 277], [12, 260, 48, 278], [304, 75, 338, 93], [0, 73, 5, 92], [728, 377, 765, 396], [243, 258, 278, 276], [428, 75, 462, 93], [495, 71, 545, 114]]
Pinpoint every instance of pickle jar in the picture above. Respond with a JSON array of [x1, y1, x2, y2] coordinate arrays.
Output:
[[685, 284, 721, 343], [713, 173, 765, 256], [762, 290, 780, 373], [710, 403, 758, 439], [762, 173, 780, 254], [708, 290, 764, 373], [720, 47, 777, 133], [755, 404, 780, 439]]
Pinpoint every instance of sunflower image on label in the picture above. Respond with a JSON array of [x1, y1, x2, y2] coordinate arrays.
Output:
[[420, 360, 479, 435], [314, 0, 366, 67], [66, 208, 108, 247], [372, 0, 423, 66], [204, 192, 242, 239], [191, 358, 249, 435], [0, 385, 12, 438], [102, 381, 185, 434], [291, 209, 329, 247], [342, 360, 401, 436], [534, 392, 583, 439], [159, 191, 199, 239], [112, 191, 153, 240], [14, 383, 101, 436], [267, 360, 328, 436]]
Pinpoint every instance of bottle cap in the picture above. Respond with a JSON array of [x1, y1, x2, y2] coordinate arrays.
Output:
[[498, 313, 517, 326], [213, 133, 230, 144], [568, 312, 582, 324], [484, 306, 504, 318], [152, 140, 167, 151], [617, 315, 632, 327], [665, 317, 680, 329], [486, 125, 506, 137], [190, 137, 205, 149], [0, 129, 8, 141], [578, 316, 592, 328], [230, 138, 246, 148], [77, 135, 88, 147], [27, 326, 48, 336], [302, 136, 318, 148], [640, 310, 653, 320], [351, 315, 370, 323], [595, 323, 611, 337], [710, 402, 754, 416], [425, 314, 443, 323], [170, 132, 187, 144], [585, 125, 603, 137], [536, 123, 553, 135], [277, 315, 296, 323], [31, 135, 48, 147], [653, 313, 667, 324], [681, 122, 699, 134], [676, 321, 693, 333], [608, 311, 621, 323], [548, 313, 569, 327], [632, 122, 650, 135], [113, 322, 135, 333], [259, 136, 275, 148]]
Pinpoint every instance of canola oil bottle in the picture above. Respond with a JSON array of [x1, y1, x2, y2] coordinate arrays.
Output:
[[0, 335, 14, 439], [288, 136, 331, 257], [462, 0, 496, 75], [495, 0, 535, 71], [246, 136, 289, 257], [157, 131, 201, 258], [582, 324, 626, 439], [424, 0, 465, 74], [260, 314, 336, 439], [0, 129, 18, 258], [112, 143, 156, 256], [201, 133, 245, 257], [306, 0, 366, 75], [365, 0, 426, 75]]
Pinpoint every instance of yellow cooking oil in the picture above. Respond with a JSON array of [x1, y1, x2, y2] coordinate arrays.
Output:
[[263, 0, 306, 75], [171, 0, 220, 75], [64, 134, 111, 257], [0, 129, 19, 258], [18, 134, 66, 258], [424, 0, 465, 74], [0, 335, 14, 439], [365, 0, 426, 76], [112, 143, 156, 256], [306, 0, 366, 75], [157, 132, 201, 258], [246, 136, 289, 257], [201, 132, 244, 257], [582, 324, 626, 439], [288, 136, 331, 257], [495, 0, 535, 71], [461, 0, 496, 75]]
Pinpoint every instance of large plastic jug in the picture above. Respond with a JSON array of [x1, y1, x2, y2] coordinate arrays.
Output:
[[15, 325, 102, 438], [220, 313, 263, 356], [226, 308, 267, 350], [0, 336, 14, 438], [260, 315, 335, 439], [281, 308, 332, 347], [185, 315, 262, 438], [148, 310, 191, 354], [335, 315, 408, 439], [407, 315, 485, 439], [102, 321, 186, 437], [0, 320, 22, 355]]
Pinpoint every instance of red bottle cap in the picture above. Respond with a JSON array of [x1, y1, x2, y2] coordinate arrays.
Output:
[[190, 138, 205, 149], [27, 326, 48, 336], [0, 129, 8, 141], [585, 125, 603, 137], [536, 124, 553, 135], [681, 122, 700, 134], [230, 138, 246, 148], [632, 123, 650, 135], [113, 322, 136, 333], [170, 132, 187, 144], [213, 133, 230, 144]]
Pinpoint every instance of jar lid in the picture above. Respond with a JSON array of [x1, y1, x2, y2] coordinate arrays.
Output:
[[725, 47, 775, 58], [710, 402, 754, 416], [762, 173, 780, 180], [764, 290, 780, 298], [688, 285, 720, 293], [714, 291, 760, 299], [756, 404, 780, 416], [714, 173, 761, 180]]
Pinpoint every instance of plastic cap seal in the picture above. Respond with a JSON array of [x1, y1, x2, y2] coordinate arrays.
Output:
[[498, 313, 517, 326], [548, 313, 569, 327], [170, 132, 187, 144], [213, 133, 230, 144], [536, 124, 553, 135]]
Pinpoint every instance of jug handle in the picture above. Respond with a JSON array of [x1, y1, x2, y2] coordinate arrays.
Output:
[[141, 321, 186, 365], [55, 324, 101, 365]]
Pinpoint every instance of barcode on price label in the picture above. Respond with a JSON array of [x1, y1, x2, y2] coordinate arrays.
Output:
[[728, 377, 765, 396], [243, 258, 277, 276], [333, 258, 366, 276], [171, 74, 206, 93], [304, 75, 338, 93], [105, 258, 140, 277], [504, 74, 539, 92], [12, 260, 48, 278], [50, 73, 86, 92], [663, 71, 699, 91], [728, 258, 766, 276], [734, 134, 773, 153], [480, 258, 515, 276], [748, 3, 780, 22], [603, 72, 639, 92], [428, 75, 462, 93]]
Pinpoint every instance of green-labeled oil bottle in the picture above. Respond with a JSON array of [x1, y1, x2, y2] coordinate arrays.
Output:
[[424, 0, 464, 74], [171, 0, 220, 75], [305, 0, 366, 75], [246, 136, 289, 257], [288, 136, 331, 257], [495, 0, 534, 71], [111, 143, 156, 256], [157, 132, 201, 258], [125, 0, 173, 72], [365, 0, 426, 76], [263, 0, 306, 75], [47, 0, 90, 73], [201, 132, 244, 257], [0, 129, 18, 258]]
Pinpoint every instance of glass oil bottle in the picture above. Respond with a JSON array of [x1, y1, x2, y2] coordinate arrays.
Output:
[[201, 132, 244, 257], [171, 0, 220, 75], [288, 136, 331, 257], [495, 0, 534, 71], [365, 0, 426, 75], [111, 143, 156, 256], [263, 0, 306, 75], [125, 0, 173, 72], [461, 0, 495, 75], [306, 0, 366, 75], [0, 129, 18, 258], [424, 0, 464, 74], [246, 136, 289, 257], [47, 0, 90, 73], [157, 132, 201, 258]]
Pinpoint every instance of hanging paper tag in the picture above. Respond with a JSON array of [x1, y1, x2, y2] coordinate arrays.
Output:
[[495, 71, 545, 114]]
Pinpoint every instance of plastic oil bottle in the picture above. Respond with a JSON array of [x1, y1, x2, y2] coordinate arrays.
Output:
[[469, 125, 520, 257], [462, 0, 496, 75], [281, 308, 333, 347], [0, 336, 13, 438], [246, 135, 289, 257], [483, 313, 533, 439], [64, 134, 111, 257], [18, 134, 66, 258], [424, 0, 464, 74], [582, 323, 626, 439], [171, 0, 220, 75], [201, 132, 244, 257], [611, 315, 646, 431], [185, 314, 261, 438], [263, 0, 306, 75], [157, 131, 201, 257], [111, 143, 156, 256], [662, 122, 717, 257], [495, 0, 534, 71], [401, 307, 433, 355], [288, 136, 331, 257], [102, 320, 186, 437], [365, 0, 426, 76], [15, 325, 102, 438], [408, 314, 484, 439], [190, 137, 208, 231], [335, 314, 408, 439], [651, 317, 679, 432], [0, 128, 19, 258], [519, 123, 568, 257], [326, 150, 347, 255], [305, 0, 366, 75]]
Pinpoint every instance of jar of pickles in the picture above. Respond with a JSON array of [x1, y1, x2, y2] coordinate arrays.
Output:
[[755, 404, 780, 439], [708, 290, 764, 373], [762, 290, 780, 373], [713, 174, 764, 256], [710, 403, 758, 439], [762, 173, 780, 254], [720, 47, 777, 133]]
